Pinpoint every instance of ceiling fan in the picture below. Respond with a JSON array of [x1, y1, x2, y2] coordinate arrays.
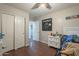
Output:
[[32, 3, 52, 9]]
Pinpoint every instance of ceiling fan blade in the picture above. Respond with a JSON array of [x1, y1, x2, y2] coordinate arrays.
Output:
[[32, 3, 40, 9], [46, 3, 52, 9]]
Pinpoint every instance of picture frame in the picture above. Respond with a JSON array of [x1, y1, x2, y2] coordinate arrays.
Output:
[[42, 18, 52, 31]]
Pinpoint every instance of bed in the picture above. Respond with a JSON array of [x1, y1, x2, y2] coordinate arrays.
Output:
[[60, 27, 79, 56]]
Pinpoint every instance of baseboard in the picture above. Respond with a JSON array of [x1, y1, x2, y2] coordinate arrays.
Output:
[[39, 40, 48, 45], [26, 43, 29, 47]]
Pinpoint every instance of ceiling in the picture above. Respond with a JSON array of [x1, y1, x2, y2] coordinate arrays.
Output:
[[5, 3, 79, 18]]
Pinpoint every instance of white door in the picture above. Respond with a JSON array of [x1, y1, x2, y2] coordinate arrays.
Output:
[[15, 16, 25, 49], [33, 21, 39, 41], [29, 21, 39, 41], [35, 21, 39, 41], [2, 14, 14, 52], [29, 22, 33, 42]]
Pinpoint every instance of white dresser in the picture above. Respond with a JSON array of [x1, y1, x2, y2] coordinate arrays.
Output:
[[48, 36, 61, 48]]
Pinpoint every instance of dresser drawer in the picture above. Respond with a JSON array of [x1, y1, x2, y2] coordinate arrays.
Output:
[[48, 36, 61, 48]]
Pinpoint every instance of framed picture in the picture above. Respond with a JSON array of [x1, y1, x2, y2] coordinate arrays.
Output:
[[42, 18, 52, 31]]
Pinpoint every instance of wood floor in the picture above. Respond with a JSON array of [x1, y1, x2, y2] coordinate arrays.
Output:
[[3, 41, 56, 56]]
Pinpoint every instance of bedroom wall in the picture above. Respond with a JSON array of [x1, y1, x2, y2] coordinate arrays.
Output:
[[0, 4, 29, 46], [37, 5, 79, 44], [0, 14, 1, 32]]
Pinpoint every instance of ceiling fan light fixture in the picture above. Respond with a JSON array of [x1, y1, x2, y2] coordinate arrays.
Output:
[[32, 3, 52, 9], [39, 3, 47, 8]]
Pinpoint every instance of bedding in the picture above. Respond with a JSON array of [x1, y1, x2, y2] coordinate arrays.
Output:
[[61, 42, 79, 56], [62, 35, 79, 49], [63, 35, 72, 42], [67, 42, 79, 48], [59, 35, 79, 56], [72, 35, 79, 43], [63, 35, 79, 43], [61, 48, 74, 56]]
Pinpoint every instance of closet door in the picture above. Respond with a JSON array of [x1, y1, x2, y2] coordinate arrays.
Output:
[[2, 14, 14, 52], [15, 16, 25, 49], [0, 14, 1, 32]]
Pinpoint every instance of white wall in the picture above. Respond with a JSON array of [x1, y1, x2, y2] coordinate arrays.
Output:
[[0, 4, 29, 46], [37, 5, 79, 44]]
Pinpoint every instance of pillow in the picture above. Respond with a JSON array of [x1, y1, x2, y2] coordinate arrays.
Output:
[[63, 35, 79, 43], [62, 35, 73, 49], [63, 35, 73, 42], [72, 35, 79, 43], [69, 42, 79, 48]]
